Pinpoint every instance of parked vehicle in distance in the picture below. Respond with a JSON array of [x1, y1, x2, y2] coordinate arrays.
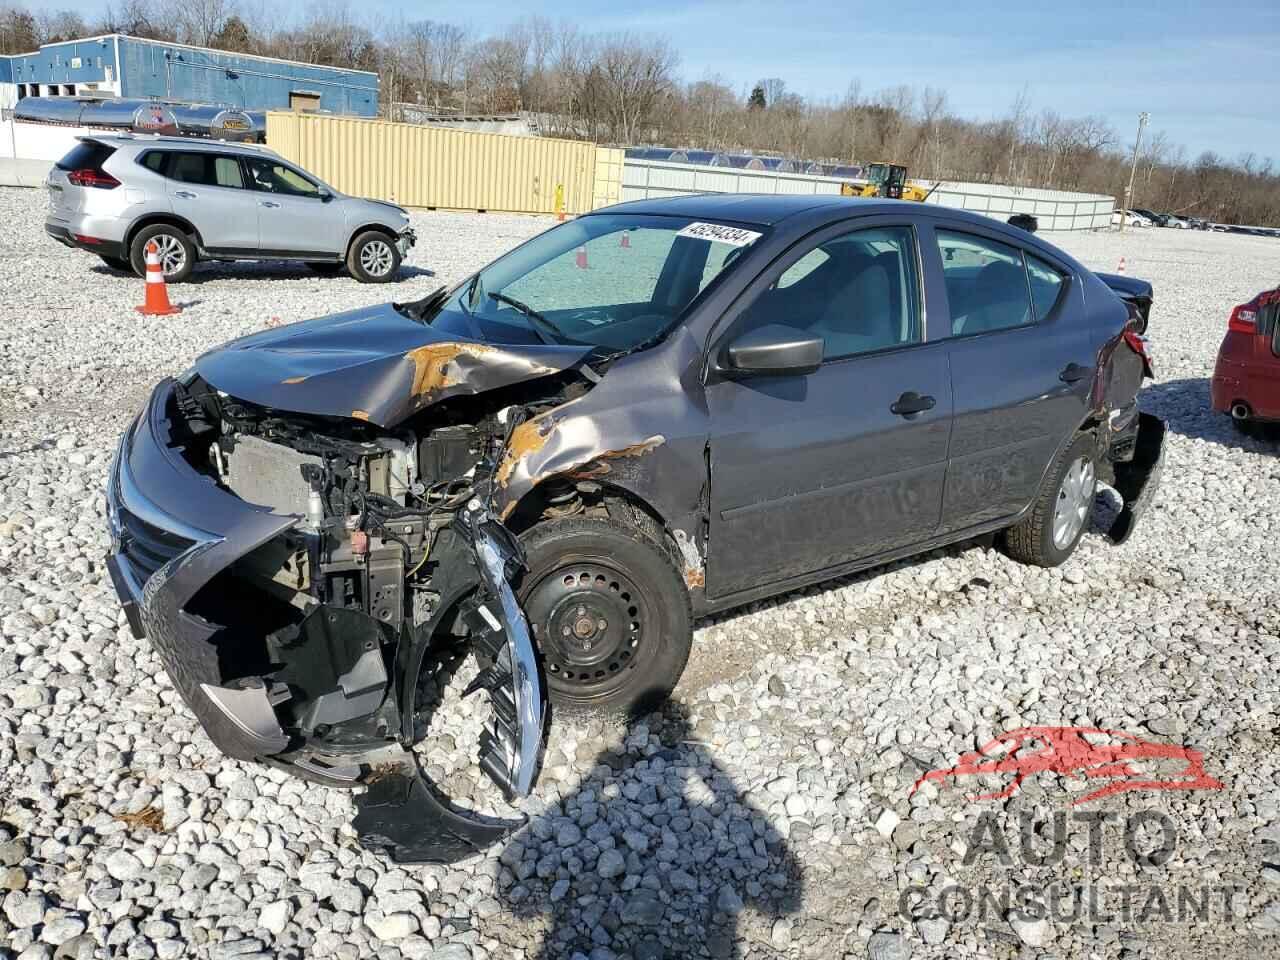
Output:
[[45, 135, 416, 283], [1164, 215, 1189, 229], [1212, 288, 1280, 435], [1112, 210, 1150, 228], [105, 195, 1163, 860], [1130, 208, 1166, 226]]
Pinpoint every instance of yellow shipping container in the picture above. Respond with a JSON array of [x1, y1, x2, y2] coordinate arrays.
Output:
[[265, 112, 613, 215]]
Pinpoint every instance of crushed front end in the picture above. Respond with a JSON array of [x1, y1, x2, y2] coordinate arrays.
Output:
[[105, 375, 547, 862]]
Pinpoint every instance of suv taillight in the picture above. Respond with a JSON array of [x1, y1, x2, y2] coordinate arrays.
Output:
[[67, 168, 120, 189], [1228, 301, 1257, 333]]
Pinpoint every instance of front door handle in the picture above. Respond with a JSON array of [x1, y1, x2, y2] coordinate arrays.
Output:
[[173, 190, 197, 199], [1060, 363, 1092, 383], [260, 200, 281, 208], [890, 391, 937, 417]]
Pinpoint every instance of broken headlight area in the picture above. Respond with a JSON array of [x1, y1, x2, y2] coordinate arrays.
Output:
[[110, 376, 552, 862]]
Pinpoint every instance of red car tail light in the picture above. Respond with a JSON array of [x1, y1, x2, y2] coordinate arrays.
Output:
[[1123, 329, 1154, 377], [67, 168, 120, 189], [1228, 302, 1257, 333]]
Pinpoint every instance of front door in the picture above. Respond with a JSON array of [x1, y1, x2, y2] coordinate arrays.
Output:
[[241, 156, 345, 257], [706, 221, 953, 599]]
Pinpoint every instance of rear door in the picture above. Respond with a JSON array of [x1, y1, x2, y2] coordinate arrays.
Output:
[[242, 157, 345, 257], [706, 218, 953, 598], [928, 225, 1093, 532], [161, 150, 260, 252]]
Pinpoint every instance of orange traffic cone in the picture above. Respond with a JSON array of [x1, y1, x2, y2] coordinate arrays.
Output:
[[1116, 256, 1126, 274], [575, 245, 588, 269], [620, 230, 631, 249], [136, 241, 181, 316]]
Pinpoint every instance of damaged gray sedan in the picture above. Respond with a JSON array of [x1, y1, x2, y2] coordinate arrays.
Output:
[[105, 195, 1163, 861]]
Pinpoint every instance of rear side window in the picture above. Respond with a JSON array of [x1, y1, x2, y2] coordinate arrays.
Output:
[[1026, 254, 1066, 320], [140, 151, 168, 175], [56, 141, 115, 171], [167, 152, 245, 189], [936, 230, 1032, 336]]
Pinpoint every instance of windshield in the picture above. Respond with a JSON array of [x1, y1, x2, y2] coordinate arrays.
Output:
[[429, 214, 764, 354]]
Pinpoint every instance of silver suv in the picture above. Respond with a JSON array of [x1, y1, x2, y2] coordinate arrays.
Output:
[[45, 135, 416, 283]]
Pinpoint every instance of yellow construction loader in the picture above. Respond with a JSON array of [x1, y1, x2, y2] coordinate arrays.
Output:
[[841, 162, 937, 202]]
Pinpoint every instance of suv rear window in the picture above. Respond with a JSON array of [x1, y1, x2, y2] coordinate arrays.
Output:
[[166, 152, 246, 189], [56, 141, 116, 172]]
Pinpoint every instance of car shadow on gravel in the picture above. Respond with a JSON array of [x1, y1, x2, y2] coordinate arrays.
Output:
[[1141, 378, 1280, 452], [498, 701, 803, 959], [88, 263, 437, 284]]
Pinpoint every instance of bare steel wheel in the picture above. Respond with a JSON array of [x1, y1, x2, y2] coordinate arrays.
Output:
[[518, 517, 692, 713]]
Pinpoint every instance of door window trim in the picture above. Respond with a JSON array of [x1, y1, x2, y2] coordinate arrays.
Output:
[[707, 216, 931, 374]]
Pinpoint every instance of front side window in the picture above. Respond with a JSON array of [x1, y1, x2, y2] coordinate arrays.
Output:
[[244, 158, 321, 197], [936, 230, 1033, 335], [425, 215, 762, 354], [740, 225, 922, 360], [166, 152, 245, 189]]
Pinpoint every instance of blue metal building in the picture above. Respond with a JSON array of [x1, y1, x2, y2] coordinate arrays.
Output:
[[0, 35, 378, 116]]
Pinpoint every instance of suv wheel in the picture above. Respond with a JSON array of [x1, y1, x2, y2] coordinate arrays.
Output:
[[1003, 432, 1098, 567], [347, 231, 401, 283], [129, 225, 195, 283], [518, 517, 692, 715]]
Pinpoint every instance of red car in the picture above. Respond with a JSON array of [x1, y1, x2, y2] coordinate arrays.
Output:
[[1212, 288, 1280, 434]]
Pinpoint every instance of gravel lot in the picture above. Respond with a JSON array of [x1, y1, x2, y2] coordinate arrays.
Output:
[[1, 186, 1277, 960]]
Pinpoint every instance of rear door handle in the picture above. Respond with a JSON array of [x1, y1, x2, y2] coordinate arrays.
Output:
[[1060, 363, 1092, 383], [260, 200, 281, 209], [890, 391, 937, 417], [173, 190, 197, 199]]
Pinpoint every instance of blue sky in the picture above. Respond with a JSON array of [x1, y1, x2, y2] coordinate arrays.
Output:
[[89, 0, 1280, 160]]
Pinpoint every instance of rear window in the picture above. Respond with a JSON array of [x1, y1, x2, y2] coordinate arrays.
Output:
[[139, 151, 168, 175], [56, 141, 115, 172], [167, 152, 246, 189]]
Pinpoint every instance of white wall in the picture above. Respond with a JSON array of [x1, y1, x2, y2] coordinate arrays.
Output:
[[621, 159, 1116, 231], [0, 120, 89, 187]]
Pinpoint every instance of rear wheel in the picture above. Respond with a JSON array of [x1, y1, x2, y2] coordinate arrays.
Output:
[[347, 231, 401, 283], [129, 225, 195, 283], [518, 517, 692, 715], [1003, 432, 1097, 567]]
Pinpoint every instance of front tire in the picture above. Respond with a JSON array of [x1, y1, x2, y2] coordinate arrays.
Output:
[[517, 517, 692, 715], [129, 225, 195, 283], [1003, 432, 1098, 567], [347, 231, 401, 283]]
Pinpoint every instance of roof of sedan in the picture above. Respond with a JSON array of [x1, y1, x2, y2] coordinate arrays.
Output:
[[594, 193, 918, 226]]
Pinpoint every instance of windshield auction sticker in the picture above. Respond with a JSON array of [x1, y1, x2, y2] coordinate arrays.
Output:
[[676, 222, 762, 247]]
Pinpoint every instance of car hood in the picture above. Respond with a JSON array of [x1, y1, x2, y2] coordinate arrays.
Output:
[[195, 303, 592, 428]]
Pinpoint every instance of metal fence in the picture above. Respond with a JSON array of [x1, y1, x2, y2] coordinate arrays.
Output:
[[621, 159, 1115, 230]]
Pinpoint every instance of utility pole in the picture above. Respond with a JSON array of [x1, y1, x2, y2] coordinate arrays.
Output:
[[1120, 111, 1150, 234]]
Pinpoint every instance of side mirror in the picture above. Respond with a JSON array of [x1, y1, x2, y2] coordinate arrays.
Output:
[[318, 187, 333, 202], [724, 324, 823, 377]]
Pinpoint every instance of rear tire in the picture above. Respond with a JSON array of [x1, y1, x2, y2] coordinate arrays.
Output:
[[347, 231, 402, 283], [306, 262, 345, 276], [129, 225, 195, 283], [1003, 432, 1098, 567], [517, 516, 692, 715]]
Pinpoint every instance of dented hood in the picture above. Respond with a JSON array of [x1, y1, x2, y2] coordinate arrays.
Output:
[[195, 303, 592, 428]]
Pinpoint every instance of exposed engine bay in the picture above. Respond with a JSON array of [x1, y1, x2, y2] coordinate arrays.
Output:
[[151, 372, 601, 862]]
